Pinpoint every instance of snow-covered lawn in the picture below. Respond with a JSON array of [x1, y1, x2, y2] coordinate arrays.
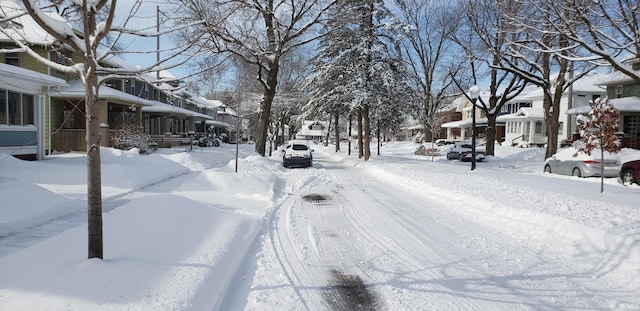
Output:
[[0, 142, 638, 310]]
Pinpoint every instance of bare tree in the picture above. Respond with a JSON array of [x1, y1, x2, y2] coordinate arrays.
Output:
[[575, 97, 621, 193], [533, 0, 640, 82], [1, 0, 200, 259], [172, 0, 338, 156], [498, 0, 597, 158], [392, 0, 461, 145], [453, 0, 529, 156]]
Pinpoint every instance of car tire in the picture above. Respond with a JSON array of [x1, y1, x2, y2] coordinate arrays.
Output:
[[622, 169, 636, 185], [544, 165, 551, 173], [572, 167, 582, 177]]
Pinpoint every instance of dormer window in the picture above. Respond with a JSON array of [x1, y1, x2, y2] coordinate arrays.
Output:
[[3, 44, 20, 66], [632, 62, 640, 70], [616, 85, 623, 98]]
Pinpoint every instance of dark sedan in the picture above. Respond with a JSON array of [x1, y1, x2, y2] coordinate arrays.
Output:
[[620, 160, 640, 185]]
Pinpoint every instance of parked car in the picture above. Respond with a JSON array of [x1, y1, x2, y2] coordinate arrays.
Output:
[[414, 145, 441, 156], [543, 147, 620, 178], [435, 139, 455, 146], [281, 140, 313, 168], [620, 160, 640, 185], [446, 141, 485, 162]]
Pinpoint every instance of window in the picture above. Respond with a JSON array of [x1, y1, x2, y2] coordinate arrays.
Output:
[[8, 91, 21, 125], [623, 115, 640, 138], [0, 89, 6, 125], [616, 85, 623, 98], [51, 50, 66, 74], [4, 44, 20, 66], [62, 102, 84, 129], [23, 94, 34, 125], [535, 120, 543, 134], [0, 90, 34, 126]]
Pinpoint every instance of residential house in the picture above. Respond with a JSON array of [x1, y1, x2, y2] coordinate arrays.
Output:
[[398, 101, 461, 142], [1, 0, 71, 159], [567, 60, 640, 149], [296, 120, 328, 143], [442, 72, 606, 148], [1, 0, 232, 154], [502, 72, 605, 147], [442, 92, 493, 142], [0, 63, 67, 160]]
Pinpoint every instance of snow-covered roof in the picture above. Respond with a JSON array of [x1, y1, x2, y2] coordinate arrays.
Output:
[[595, 69, 640, 86], [566, 96, 640, 114], [0, 63, 67, 92], [205, 120, 231, 128], [441, 119, 469, 128], [402, 124, 423, 130], [297, 120, 328, 137], [455, 91, 490, 112], [499, 107, 545, 119], [0, 0, 61, 46], [208, 99, 224, 108], [189, 96, 216, 109], [143, 102, 212, 119], [49, 79, 153, 106], [521, 72, 606, 98]]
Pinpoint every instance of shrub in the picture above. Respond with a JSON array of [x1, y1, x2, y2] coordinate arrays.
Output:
[[111, 123, 156, 154]]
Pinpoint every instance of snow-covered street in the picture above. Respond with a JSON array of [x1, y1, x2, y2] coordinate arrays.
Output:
[[1, 142, 639, 310]]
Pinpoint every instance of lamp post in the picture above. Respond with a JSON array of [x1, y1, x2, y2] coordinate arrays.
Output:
[[469, 86, 479, 171]]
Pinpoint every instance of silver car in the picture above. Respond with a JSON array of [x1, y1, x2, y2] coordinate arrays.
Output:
[[543, 148, 620, 178]]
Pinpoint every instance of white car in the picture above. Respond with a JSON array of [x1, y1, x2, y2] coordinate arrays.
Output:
[[281, 140, 313, 168], [543, 147, 620, 178]]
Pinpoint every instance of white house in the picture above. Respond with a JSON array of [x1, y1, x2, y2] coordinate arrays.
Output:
[[296, 120, 328, 143], [499, 72, 607, 147]]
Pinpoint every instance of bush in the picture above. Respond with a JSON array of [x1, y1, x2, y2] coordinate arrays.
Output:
[[111, 123, 156, 154]]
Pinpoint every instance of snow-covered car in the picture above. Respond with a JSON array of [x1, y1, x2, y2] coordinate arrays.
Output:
[[414, 145, 441, 156], [620, 159, 640, 185], [446, 142, 485, 162], [435, 139, 455, 146], [281, 140, 313, 168], [543, 147, 620, 178]]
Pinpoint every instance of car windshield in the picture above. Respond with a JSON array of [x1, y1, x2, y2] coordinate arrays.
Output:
[[291, 144, 308, 151]]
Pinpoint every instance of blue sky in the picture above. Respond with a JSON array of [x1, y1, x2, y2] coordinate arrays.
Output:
[[112, 0, 190, 78]]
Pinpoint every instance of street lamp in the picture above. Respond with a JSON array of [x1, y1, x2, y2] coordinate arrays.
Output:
[[469, 85, 480, 171]]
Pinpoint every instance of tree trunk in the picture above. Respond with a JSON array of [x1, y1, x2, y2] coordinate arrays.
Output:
[[485, 113, 497, 156], [357, 109, 364, 158], [85, 72, 103, 260], [363, 104, 371, 160], [334, 113, 340, 152], [255, 64, 279, 156]]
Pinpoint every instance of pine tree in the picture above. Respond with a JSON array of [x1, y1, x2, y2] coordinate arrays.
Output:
[[305, 0, 418, 159]]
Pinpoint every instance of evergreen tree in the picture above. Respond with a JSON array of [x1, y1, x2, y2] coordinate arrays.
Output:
[[305, 0, 418, 159]]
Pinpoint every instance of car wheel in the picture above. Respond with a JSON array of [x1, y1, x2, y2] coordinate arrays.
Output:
[[622, 169, 636, 185], [544, 165, 551, 173], [572, 167, 582, 177]]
